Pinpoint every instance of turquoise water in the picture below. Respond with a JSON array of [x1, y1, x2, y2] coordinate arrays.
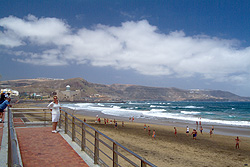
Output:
[[63, 101, 250, 127]]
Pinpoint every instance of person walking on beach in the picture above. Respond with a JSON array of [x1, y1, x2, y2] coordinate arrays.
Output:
[[148, 126, 151, 136], [47, 95, 61, 133], [209, 129, 213, 137], [0, 97, 12, 123], [144, 124, 147, 131], [152, 130, 156, 140], [191, 129, 197, 140], [174, 127, 177, 137], [186, 126, 189, 136], [235, 136, 240, 149], [200, 126, 203, 134], [115, 122, 118, 129]]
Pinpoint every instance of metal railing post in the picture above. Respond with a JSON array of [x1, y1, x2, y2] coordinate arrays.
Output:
[[44, 109, 46, 127], [113, 142, 118, 167], [141, 159, 147, 167], [65, 112, 68, 134], [94, 131, 99, 164], [58, 109, 61, 129], [72, 117, 75, 141], [81, 122, 86, 151]]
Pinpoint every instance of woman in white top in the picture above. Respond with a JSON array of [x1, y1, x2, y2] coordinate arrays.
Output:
[[47, 95, 61, 133]]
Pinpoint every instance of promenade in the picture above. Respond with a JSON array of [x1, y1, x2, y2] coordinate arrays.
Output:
[[0, 112, 97, 167]]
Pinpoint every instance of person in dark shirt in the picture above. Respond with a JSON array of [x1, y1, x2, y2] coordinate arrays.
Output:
[[0, 97, 12, 122], [0, 92, 6, 104]]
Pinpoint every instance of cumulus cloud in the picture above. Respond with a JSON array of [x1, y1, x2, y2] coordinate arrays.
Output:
[[1, 15, 250, 83]]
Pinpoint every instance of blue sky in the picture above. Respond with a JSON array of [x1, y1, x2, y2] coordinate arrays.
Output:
[[1, 0, 250, 96]]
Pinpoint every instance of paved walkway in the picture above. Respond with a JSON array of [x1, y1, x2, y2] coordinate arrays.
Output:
[[15, 127, 89, 167]]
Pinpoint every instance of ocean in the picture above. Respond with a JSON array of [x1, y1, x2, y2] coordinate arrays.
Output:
[[62, 101, 250, 127]]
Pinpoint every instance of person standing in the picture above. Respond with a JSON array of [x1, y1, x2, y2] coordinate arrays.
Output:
[[47, 95, 61, 133], [0, 97, 12, 123], [191, 129, 197, 140], [186, 126, 189, 136], [174, 127, 177, 137], [0, 92, 6, 104], [152, 130, 156, 140], [148, 126, 151, 136], [235, 136, 240, 149]]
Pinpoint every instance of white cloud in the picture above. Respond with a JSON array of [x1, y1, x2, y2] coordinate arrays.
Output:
[[1, 15, 250, 83]]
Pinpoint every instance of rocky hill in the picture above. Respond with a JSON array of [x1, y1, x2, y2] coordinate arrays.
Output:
[[1, 78, 249, 102]]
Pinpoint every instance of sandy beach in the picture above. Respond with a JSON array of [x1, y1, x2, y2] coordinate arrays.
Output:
[[76, 114, 250, 167], [14, 102, 250, 167]]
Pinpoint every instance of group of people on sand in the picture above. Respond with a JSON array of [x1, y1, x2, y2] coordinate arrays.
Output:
[[129, 116, 135, 122], [144, 124, 156, 140], [0, 92, 12, 123], [93, 115, 124, 129], [143, 122, 241, 149], [46, 97, 242, 149]]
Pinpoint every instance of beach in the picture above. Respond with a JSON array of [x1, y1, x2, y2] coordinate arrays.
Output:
[[15, 102, 250, 166], [74, 113, 250, 167]]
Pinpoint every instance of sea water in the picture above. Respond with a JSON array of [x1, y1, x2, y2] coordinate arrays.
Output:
[[62, 101, 250, 127]]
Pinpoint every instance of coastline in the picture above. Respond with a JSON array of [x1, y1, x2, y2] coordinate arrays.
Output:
[[74, 110, 250, 167], [15, 102, 250, 166], [74, 108, 250, 138]]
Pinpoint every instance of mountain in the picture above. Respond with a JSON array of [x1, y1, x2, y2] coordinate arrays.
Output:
[[1, 78, 249, 102]]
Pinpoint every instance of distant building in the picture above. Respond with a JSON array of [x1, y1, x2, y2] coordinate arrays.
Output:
[[56, 85, 81, 101], [1, 88, 19, 96]]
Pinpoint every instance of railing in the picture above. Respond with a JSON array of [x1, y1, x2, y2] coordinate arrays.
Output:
[[7, 107, 22, 167], [11, 107, 157, 167]]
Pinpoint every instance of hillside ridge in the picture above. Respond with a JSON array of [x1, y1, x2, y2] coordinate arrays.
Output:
[[1, 78, 249, 102]]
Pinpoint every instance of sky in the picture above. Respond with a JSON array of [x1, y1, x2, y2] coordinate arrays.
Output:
[[0, 0, 250, 97]]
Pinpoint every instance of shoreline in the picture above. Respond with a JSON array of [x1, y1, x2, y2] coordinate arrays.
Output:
[[74, 108, 250, 138], [17, 102, 250, 166]]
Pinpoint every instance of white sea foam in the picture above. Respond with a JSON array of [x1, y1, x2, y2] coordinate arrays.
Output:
[[183, 106, 204, 109], [150, 109, 166, 112], [62, 103, 250, 127], [181, 111, 201, 115]]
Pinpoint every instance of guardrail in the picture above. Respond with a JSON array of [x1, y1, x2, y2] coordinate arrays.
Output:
[[7, 107, 22, 167], [11, 107, 157, 167]]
